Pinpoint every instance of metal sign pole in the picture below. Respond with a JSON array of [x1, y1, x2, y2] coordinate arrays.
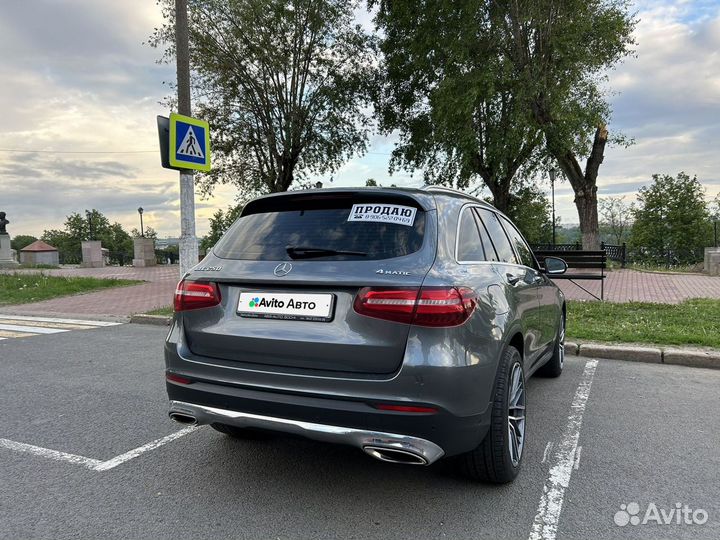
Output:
[[175, 0, 198, 275]]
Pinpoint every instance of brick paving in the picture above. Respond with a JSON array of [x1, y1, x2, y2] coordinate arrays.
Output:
[[0, 266, 179, 319], [2, 266, 720, 319], [553, 269, 720, 303]]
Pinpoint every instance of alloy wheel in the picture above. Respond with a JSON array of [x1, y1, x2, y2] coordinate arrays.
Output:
[[507, 362, 526, 467]]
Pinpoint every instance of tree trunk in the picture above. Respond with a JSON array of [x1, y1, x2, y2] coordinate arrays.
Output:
[[575, 185, 599, 250], [487, 181, 511, 214]]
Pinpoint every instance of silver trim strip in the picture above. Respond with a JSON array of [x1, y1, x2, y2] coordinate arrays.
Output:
[[169, 400, 445, 465]]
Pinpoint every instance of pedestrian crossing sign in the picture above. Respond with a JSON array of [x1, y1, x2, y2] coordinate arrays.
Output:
[[169, 112, 211, 171]]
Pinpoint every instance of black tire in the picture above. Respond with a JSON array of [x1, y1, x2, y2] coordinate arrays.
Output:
[[210, 423, 270, 439], [459, 345, 525, 483], [536, 312, 565, 378]]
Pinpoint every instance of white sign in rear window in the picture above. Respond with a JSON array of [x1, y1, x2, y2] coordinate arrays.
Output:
[[347, 204, 417, 226]]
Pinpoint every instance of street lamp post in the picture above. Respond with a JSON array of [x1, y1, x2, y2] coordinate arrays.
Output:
[[549, 167, 557, 246], [137, 207, 144, 238], [85, 210, 93, 241]]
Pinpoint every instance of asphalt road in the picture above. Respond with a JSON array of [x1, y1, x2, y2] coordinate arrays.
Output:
[[0, 324, 718, 540]]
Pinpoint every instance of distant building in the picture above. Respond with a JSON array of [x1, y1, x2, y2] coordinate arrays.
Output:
[[155, 237, 180, 250], [20, 240, 59, 266]]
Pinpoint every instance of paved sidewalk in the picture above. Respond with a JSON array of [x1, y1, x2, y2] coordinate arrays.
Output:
[[0, 266, 178, 319], [554, 268, 720, 303]]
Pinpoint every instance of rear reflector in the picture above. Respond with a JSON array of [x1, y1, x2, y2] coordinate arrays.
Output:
[[166, 373, 192, 385], [375, 404, 438, 414], [353, 286, 476, 327], [174, 280, 221, 311]]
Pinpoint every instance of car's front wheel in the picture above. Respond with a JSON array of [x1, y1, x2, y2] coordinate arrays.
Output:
[[459, 345, 525, 483]]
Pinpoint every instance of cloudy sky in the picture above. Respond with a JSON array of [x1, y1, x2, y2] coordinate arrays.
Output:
[[1, 0, 718, 239]]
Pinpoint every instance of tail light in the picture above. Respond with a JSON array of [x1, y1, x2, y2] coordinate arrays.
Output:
[[353, 286, 476, 327], [174, 280, 221, 311]]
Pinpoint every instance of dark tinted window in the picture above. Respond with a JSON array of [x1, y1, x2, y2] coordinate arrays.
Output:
[[499, 216, 536, 268], [475, 208, 518, 264], [457, 209, 485, 261], [214, 202, 426, 261], [472, 209, 498, 261]]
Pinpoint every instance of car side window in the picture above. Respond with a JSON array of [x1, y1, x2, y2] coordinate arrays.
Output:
[[499, 216, 536, 269], [457, 208, 486, 261], [471, 209, 498, 261], [475, 208, 518, 265]]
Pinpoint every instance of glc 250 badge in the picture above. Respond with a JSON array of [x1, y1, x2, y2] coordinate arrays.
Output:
[[376, 269, 411, 276]]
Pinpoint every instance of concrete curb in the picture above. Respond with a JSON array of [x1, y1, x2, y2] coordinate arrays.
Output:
[[129, 314, 171, 326], [566, 341, 720, 370]]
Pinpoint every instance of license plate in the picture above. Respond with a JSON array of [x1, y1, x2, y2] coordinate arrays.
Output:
[[237, 292, 335, 322]]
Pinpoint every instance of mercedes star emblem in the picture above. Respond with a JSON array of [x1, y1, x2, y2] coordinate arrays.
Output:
[[274, 262, 293, 277]]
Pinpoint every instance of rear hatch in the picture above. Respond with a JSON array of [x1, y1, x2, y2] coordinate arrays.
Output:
[[181, 189, 437, 375]]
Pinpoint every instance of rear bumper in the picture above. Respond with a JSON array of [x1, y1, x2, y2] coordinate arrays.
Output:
[[169, 399, 445, 465], [166, 379, 490, 458]]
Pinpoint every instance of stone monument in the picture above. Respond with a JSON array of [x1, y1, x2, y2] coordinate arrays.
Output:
[[0, 211, 20, 268], [80, 240, 104, 268], [133, 236, 157, 267]]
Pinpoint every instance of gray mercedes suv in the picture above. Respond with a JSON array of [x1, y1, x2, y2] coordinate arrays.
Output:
[[165, 186, 567, 483]]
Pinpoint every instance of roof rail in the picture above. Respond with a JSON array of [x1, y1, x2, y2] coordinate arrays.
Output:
[[421, 184, 464, 194]]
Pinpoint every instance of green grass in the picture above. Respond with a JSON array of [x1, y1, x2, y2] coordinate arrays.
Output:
[[145, 306, 173, 316], [0, 273, 142, 305], [567, 299, 720, 348]]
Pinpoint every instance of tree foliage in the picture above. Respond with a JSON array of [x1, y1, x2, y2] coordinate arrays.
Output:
[[373, 0, 636, 244], [41, 210, 133, 264], [630, 173, 712, 263], [373, 0, 544, 212], [505, 185, 553, 245], [599, 196, 633, 244], [10, 235, 37, 252], [200, 204, 244, 252], [152, 0, 376, 198], [501, 0, 636, 249]]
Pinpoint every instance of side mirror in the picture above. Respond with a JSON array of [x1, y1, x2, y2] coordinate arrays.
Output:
[[544, 256, 568, 275]]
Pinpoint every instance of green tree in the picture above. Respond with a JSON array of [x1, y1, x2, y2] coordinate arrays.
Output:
[[599, 196, 633, 244], [152, 0, 376, 197], [200, 205, 243, 252], [10, 235, 37, 252], [630, 172, 712, 264], [41, 210, 133, 265], [373, 1, 544, 213], [505, 185, 553, 245], [500, 0, 637, 249], [365, 178, 378, 187], [131, 226, 158, 239]]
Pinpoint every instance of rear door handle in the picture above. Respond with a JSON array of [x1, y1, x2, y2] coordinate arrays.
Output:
[[506, 273, 522, 285]]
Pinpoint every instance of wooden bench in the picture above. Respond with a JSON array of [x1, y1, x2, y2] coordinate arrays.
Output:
[[533, 249, 607, 300]]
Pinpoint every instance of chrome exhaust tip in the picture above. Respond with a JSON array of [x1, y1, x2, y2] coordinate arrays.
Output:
[[169, 412, 198, 426], [363, 445, 428, 466]]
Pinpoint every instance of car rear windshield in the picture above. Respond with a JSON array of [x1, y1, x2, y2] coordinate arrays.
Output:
[[213, 197, 427, 261]]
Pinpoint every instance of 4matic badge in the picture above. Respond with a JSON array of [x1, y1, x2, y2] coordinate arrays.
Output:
[[376, 269, 411, 276]]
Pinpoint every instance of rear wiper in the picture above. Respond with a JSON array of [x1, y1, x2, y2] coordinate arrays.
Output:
[[286, 246, 367, 259]]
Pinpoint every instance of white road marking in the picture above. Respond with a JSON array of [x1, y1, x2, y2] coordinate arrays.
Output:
[[528, 359, 599, 540], [94, 426, 199, 471], [0, 438, 102, 469], [0, 314, 121, 327], [541, 442, 553, 464], [0, 426, 200, 472], [573, 446, 582, 470], [0, 323, 67, 334]]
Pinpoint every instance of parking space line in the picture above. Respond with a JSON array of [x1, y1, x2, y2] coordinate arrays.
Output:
[[94, 426, 200, 471], [528, 359, 599, 540], [0, 437, 102, 469], [0, 426, 200, 472]]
